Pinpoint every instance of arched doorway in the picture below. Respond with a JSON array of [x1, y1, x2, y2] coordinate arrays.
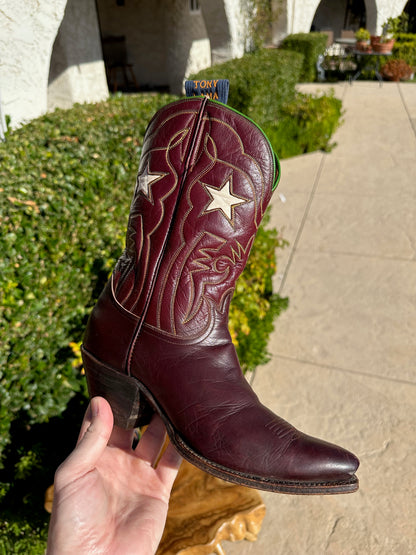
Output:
[[95, 0, 212, 95], [404, 0, 416, 31], [311, 0, 366, 38]]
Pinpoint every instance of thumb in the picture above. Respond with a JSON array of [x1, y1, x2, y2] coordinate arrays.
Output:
[[55, 397, 114, 486]]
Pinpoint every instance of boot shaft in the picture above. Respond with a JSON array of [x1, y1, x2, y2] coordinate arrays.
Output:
[[82, 97, 360, 493], [113, 97, 279, 339]]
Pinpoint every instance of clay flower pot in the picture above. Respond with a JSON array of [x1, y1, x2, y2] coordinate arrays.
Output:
[[370, 35, 395, 53], [356, 40, 371, 52]]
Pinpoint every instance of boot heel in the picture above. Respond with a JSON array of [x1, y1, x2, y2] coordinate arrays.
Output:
[[81, 347, 154, 429]]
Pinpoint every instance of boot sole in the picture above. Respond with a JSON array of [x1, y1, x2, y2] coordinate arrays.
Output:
[[82, 347, 359, 495]]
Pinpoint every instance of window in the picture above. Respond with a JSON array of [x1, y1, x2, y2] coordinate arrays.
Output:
[[190, 0, 200, 13]]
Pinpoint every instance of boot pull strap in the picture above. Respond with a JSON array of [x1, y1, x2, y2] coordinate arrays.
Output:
[[185, 79, 229, 104]]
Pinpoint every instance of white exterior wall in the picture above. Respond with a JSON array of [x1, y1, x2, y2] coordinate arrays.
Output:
[[97, 0, 211, 93], [0, 0, 67, 128], [374, 0, 408, 34], [287, 0, 318, 34], [96, 0, 167, 88]]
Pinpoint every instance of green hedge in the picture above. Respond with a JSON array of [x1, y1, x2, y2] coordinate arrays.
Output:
[[265, 91, 344, 158], [0, 94, 176, 466], [191, 48, 304, 126], [192, 47, 343, 158], [392, 33, 416, 67], [280, 32, 328, 82]]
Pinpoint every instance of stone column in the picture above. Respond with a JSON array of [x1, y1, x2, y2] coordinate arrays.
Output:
[[47, 0, 108, 111]]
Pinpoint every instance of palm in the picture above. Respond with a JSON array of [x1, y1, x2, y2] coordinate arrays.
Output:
[[47, 397, 181, 555]]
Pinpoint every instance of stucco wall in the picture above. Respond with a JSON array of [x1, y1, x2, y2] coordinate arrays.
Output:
[[201, 0, 233, 63], [1, 0, 411, 130], [0, 0, 67, 128], [222, 0, 247, 58], [374, 0, 407, 33]]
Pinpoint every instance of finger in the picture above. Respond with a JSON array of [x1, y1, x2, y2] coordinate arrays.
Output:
[[134, 414, 167, 467], [155, 441, 182, 488], [56, 397, 113, 484], [108, 425, 136, 450]]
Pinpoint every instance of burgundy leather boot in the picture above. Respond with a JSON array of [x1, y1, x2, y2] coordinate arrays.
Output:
[[82, 97, 359, 494]]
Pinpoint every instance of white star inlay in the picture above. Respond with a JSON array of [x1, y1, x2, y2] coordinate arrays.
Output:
[[136, 164, 166, 203], [203, 178, 247, 224]]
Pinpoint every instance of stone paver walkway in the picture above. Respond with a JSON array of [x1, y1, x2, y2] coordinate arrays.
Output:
[[225, 81, 416, 554]]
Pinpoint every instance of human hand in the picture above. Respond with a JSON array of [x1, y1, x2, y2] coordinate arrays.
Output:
[[47, 396, 182, 555]]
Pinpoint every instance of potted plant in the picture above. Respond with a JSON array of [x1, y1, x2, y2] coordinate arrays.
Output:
[[370, 34, 395, 53], [355, 28, 371, 51], [380, 58, 412, 81], [370, 15, 406, 53]]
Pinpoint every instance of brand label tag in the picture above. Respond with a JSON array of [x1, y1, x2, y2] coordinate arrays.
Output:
[[185, 79, 229, 104]]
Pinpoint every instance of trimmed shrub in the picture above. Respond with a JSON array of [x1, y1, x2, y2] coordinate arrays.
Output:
[[190, 48, 304, 126], [280, 32, 328, 82], [265, 91, 343, 158], [192, 48, 343, 157], [230, 212, 289, 373], [392, 33, 416, 68], [0, 93, 178, 466]]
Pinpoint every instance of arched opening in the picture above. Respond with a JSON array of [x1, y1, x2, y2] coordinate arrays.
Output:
[[404, 0, 416, 31], [96, 0, 163, 92], [95, 0, 211, 95], [311, 0, 366, 38]]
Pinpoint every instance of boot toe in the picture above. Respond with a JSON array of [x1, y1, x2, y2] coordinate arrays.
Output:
[[281, 433, 360, 483]]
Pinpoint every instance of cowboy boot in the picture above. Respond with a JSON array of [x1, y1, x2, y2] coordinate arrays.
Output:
[[82, 96, 359, 494]]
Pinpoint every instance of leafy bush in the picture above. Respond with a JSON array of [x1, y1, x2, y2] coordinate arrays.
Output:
[[280, 32, 328, 82], [191, 48, 304, 126], [264, 91, 343, 158], [0, 518, 48, 554], [0, 93, 175, 465], [381, 58, 413, 81], [230, 212, 289, 372], [392, 33, 416, 68]]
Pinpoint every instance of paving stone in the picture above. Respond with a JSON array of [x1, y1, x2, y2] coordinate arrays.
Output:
[[297, 192, 416, 260], [225, 359, 416, 555]]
